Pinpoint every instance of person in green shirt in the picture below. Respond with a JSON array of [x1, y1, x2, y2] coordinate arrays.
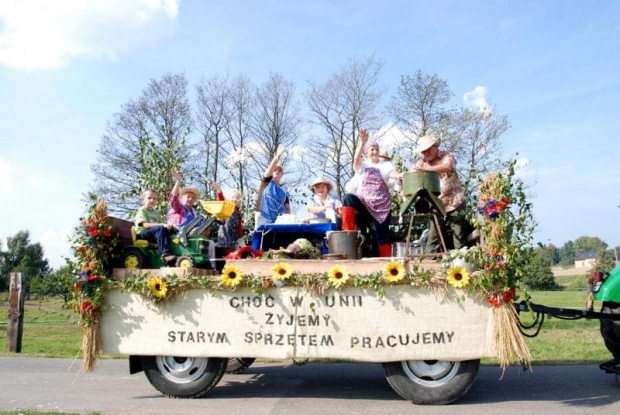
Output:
[[135, 189, 176, 263]]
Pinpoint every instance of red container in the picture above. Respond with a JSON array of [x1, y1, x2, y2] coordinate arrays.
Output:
[[341, 206, 356, 230]]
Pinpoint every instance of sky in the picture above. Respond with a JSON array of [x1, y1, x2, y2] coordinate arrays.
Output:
[[0, 0, 619, 269]]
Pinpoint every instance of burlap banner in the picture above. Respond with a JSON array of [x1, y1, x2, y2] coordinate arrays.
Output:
[[101, 286, 495, 362]]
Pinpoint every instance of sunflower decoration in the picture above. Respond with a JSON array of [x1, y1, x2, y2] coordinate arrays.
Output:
[[148, 277, 168, 299], [447, 266, 471, 288], [221, 264, 244, 287], [328, 265, 350, 288], [383, 261, 405, 283], [272, 262, 293, 281]]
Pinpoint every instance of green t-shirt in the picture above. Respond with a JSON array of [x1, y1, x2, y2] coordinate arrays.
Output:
[[135, 207, 164, 234]]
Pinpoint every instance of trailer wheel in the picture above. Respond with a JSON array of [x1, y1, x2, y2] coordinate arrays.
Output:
[[142, 356, 227, 398], [225, 357, 256, 374], [600, 302, 620, 360], [383, 359, 480, 405]]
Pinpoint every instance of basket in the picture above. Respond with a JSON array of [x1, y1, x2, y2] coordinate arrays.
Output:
[[199, 200, 235, 220]]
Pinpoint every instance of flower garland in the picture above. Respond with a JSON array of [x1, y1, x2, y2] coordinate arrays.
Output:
[[68, 197, 117, 371]]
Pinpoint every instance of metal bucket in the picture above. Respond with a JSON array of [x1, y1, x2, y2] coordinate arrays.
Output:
[[402, 171, 441, 197], [327, 231, 365, 260]]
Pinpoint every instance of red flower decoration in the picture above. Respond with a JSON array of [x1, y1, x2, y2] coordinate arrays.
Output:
[[488, 296, 501, 307], [104, 228, 112, 237], [78, 246, 86, 253], [501, 288, 516, 302], [86, 274, 99, 281]]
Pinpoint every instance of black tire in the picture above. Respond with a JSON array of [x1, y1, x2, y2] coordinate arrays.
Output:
[[383, 359, 480, 405], [123, 248, 147, 269], [176, 255, 196, 268], [141, 356, 227, 398], [225, 357, 256, 374], [600, 301, 620, 360]]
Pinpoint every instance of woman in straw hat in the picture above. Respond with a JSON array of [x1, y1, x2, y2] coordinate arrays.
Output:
[[307, 176, 342, 222], [343, 128, 403, 257], [412, 134, 466, 253]]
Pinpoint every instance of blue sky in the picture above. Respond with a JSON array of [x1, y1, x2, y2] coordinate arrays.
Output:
[[1, 0, 619, 268]]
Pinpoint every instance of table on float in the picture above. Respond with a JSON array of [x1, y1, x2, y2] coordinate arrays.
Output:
[[251, 223, 338, 251]]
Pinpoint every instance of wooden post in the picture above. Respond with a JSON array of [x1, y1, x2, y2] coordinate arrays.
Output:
[[6, 272, 26, 353]]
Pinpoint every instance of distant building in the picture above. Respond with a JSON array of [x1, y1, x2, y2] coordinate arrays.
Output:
[[574, 252, 597, 268]]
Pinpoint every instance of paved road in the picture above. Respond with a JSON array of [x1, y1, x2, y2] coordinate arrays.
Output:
[[0, 357, 619, 415]]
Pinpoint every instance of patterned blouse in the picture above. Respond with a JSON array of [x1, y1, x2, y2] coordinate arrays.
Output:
[[414, 150, 464, 213]]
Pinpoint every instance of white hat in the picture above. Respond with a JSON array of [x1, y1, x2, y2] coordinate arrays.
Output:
[[416, 135, 441, 153], [379, 149, 391, 161]]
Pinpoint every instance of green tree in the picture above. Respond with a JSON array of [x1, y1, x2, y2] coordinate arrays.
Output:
[[593, 248, 616, 274], [573, 236, 608, 256], [535, 243, 559, 267], [558, 240, 576, 266], [0, 230, 50, 291], [29, 265, 74, 304], [521, 251, 559, 290]]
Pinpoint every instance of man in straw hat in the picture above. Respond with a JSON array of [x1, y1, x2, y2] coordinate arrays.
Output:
[[307, 176, 342, 222], [412, 134, 467, 253]]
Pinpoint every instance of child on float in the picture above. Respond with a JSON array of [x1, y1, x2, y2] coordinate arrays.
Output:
[[134, 189, 176, 263], [212, 182, 245, 270], [306, 176, 342, 223]]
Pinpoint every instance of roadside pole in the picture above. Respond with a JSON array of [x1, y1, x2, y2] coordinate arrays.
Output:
[[7, 272, 25, 353]]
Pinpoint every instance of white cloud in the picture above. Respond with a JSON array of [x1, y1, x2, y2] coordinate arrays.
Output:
[[0, 158, 15, 192], [0, 0, 180, 69], [39, 226, 73, 269], [463, 86, 489, 112]]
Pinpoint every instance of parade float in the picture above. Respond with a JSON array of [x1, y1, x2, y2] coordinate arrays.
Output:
[[68, 166, 620, 405]]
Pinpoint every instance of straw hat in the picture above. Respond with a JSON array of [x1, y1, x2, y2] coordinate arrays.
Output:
[[379, 149, 391, 161], [416, 135, 441, 153], [309, 176, 333, 192], [179, 187, 201, 199]]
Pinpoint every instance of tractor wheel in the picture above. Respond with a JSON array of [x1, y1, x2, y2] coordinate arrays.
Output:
[[600, 301, 620, 360], [141, 356, 227, 398], [176, 255, 196, 268], [383, 359, 480, 405], [225, 357, 256, 374], [123, 249, 146, 269]]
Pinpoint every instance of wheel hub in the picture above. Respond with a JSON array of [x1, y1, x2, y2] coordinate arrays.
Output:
[[401, 360, 459, 387], [155, 356, 209, 384]]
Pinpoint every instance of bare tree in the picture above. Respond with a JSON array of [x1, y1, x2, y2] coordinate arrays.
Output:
[[389, 70, 453, 161], [439, 106, 509, 188], [91, 73, 193, 215], [305, 56, 384, 197], [248, 73, 303, 199], [223, 74, 254, 198], [193, 73, 232, 198]]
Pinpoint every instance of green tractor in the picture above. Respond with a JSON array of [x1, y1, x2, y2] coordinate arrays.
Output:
[[112, 201, 235, 270]]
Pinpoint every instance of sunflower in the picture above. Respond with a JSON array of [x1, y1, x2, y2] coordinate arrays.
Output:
[[148, 277, 168, 298], [221, 264, 244, 287], [328, 265, 349, 287], [272, 262, 293, 280], [383, 261, 405, 283], [447, 266, 470, 288]]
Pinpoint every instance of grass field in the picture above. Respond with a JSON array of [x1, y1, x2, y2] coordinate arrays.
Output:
[[0, 287, 613, 364]]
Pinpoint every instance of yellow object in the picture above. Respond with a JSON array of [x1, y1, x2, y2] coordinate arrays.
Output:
[[199, 200, 235, 219], [130, 226, 150, 248]]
